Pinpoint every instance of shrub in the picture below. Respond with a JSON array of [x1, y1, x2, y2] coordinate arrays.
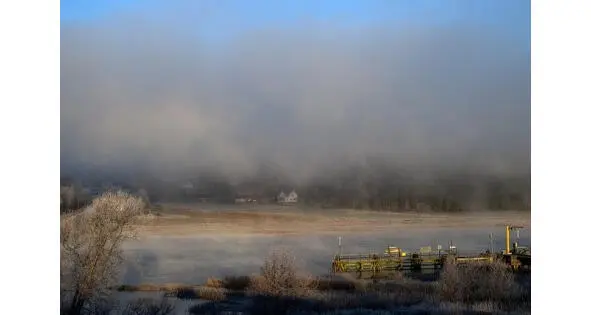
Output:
[[247, 249, 318, 298], [437, 261, 519, 304], [205, 277, 223, 288]]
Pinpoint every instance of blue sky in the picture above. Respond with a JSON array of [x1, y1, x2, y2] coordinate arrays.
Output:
[[61, 0, 530, 44]]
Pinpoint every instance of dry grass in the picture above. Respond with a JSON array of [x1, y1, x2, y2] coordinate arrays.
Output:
[[197, 286, 227, 301], [115, 262, 528, 314], [205, 277, 223, 288], [121, 298, 175, 315], [188, 256, 529, 315], [245, 258, 527, 314]]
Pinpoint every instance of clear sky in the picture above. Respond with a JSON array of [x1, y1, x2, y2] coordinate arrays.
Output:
[[61, 0, 530, 45]]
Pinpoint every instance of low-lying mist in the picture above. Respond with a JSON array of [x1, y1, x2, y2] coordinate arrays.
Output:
[[121, 227, 531, 284], [61, 10, 530, 185]]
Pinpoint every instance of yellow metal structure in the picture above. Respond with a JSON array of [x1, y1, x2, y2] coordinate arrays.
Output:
[[505, 225, 510, 254], [502, 225, 530, 271], [505, 225, 524, 254], [384, 246, 407, 257], [331, 226, 530, 275]]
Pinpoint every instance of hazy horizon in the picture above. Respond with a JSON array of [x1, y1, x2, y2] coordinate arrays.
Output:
[[61, 0, 530, 185]]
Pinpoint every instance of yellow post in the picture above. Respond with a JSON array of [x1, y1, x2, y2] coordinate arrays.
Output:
[[505, 225, 511, 254]]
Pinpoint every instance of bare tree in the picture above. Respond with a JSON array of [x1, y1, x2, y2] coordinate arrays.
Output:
[[61, 191, 150, 315]]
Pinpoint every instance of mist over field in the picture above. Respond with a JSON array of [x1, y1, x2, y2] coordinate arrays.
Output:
[[122, 227, 531, 284], [61, 1, 530, 185]]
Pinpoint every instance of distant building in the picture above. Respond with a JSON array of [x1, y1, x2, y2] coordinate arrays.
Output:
[[234, 186, 260, 204], [285, 190, 298, 203], [181, 181, 195, 190], [235, 197, 257, 204], [277, 191, 286, 202], [234, 190, 259, 204], [277, 190, 298, 204]]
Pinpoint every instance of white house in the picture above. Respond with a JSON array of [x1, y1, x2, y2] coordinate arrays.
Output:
[[285, 190, 298, 203], [277, 190, 297, 204]]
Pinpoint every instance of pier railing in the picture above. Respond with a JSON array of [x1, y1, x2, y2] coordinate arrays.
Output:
[[331, 251, 497, 274]]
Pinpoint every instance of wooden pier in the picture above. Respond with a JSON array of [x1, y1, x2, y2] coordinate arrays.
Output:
[[330, 225, 531, 275]]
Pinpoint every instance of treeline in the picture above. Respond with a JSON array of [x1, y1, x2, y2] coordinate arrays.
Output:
[[60, 177, 151, 213], [61, 166, 530, 212], [299, 180, 530, 211]]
